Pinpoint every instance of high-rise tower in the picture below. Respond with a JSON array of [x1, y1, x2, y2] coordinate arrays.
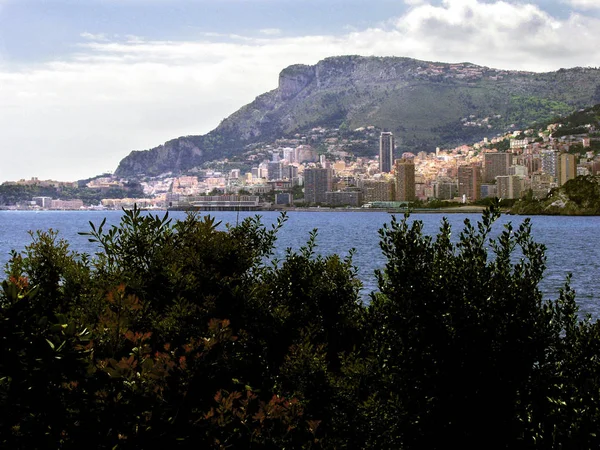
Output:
[[379, 132, 395, 173], [458, 164, 481, 201], [483, 152, 512, 183], [304, 167, 333, 204], [559, 152, 576, 186], [395, 157, 415, 201]]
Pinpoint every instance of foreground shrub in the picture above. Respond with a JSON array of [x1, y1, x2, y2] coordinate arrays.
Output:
[[1, 204, 599, 448]]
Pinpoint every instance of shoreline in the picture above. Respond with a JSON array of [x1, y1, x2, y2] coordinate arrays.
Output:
[[2, 206, 594, 216]]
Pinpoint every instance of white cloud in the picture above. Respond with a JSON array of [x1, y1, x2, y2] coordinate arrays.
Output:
[[1, 0, 600, 181], [259, 28, 282, 36], [80, 32, 109, 41], [566, 0, 600, 9]]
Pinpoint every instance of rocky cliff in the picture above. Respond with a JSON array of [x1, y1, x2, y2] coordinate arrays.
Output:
[[115, 55, 600, 177]]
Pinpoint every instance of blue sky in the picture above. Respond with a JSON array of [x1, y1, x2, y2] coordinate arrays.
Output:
[[1, 0, 599, 182]]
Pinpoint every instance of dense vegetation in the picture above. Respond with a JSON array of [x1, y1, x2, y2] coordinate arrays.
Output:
[[512, 176, 600, 215], [2, 205, 600, 448], [0, 182, 145, 206]]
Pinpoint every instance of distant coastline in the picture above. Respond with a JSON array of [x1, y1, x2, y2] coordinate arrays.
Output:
[[9, 205, 600, 216]]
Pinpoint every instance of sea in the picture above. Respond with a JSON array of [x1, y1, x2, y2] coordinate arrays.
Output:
[[1, 210, 599, 317]]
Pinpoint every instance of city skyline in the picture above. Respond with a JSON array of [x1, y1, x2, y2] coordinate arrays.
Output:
[[1, 0, 600, 182]]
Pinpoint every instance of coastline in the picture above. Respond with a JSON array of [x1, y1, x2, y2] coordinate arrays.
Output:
[[0, 205, 508, 214]]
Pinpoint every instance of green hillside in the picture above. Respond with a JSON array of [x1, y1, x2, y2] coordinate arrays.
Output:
[[115, 56, 600, 177]]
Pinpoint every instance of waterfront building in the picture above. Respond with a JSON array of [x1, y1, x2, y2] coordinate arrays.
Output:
[[395, 158, 415, 202], [433, 179, 458, 200], [480, 184, 497, 199], [325, 189, 363, 207], [457, 164, 481, 201], [496, 175, 522, 199], [360, 179, 395, 202], [176, 195, 260, 211], [304, 167, 333, 204], [50, 199, 84, 210], [275, 193, 293, 205], [32, 196, 52, 208]]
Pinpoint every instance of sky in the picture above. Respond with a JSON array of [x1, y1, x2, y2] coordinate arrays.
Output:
[[1, 0, 600, 182]]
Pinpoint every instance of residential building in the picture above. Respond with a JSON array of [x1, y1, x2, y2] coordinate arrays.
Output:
[[304, 167, 333, 204], [530, 173, 554, 199], [267, 161, 284, 181], [360, 179, 395, 202], [483, 152, 512, 183], [379, 132, 395, 173], [480, 184, 497, 199], [458, 164, 481, 201], [32, 196, 52, 208], [433, 179, 458, 200], [541, 151, 560, 180], [296, 145, 318, 163], [395, 158, 415, 201], [497, 175, 522, 199], [275, 193, 293, 205], [326, 189, 363, 207], [559, 153, 576, 186]]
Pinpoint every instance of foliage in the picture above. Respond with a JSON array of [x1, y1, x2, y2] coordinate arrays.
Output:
[[367, 208, 600, 447], [2, 204, 600, 448], [506, 96, 573, 128], [512, 176, 600, 215], [474, 196, 517, 208], [0, 182, 145, 206]]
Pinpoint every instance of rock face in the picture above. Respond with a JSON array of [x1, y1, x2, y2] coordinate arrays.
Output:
[[279, 65, 316, 100], [115, 55, 600, 178]]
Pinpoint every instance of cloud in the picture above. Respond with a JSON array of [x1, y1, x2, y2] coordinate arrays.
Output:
[[80, 32, 109, 41], [566, 0, 600, 9], [1, 0, 600, 181], [383, 0, 600, 70], [259, 28, 282, 36]]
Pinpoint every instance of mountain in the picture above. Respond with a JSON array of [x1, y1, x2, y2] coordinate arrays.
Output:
[[114, 55, 600, 177]]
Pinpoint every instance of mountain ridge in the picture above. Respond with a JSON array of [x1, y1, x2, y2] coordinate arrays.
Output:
[[115, 55, 600, 177]]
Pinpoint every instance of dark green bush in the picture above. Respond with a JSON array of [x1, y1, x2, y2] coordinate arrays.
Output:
[[1, 204, 599, 449]]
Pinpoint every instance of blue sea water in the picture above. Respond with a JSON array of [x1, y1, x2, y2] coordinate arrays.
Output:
[[1, 210, 599, 316]]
